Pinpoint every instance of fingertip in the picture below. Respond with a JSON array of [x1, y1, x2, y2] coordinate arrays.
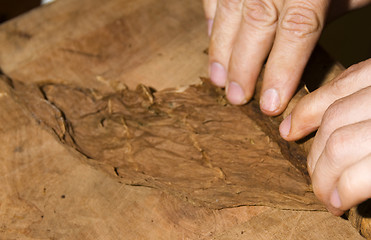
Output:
[[279, 114, 291, 139], [226, 81, 247, 105], [209, 62, 227, 87], [280, 111, 314, 141], [260, 88, 282, 115], [330, 188, 342, 209], [312, 178, 344, 216], [325, 189, 344, 216], [336, 155, 371, 212]]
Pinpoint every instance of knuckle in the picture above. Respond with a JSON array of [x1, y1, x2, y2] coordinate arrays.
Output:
[[340, 170, 355, 198], [331, 66, 361, 93], [220, 0, 243, 12], [281, 5, 321, 37], [242, 0, 278, 27], [330, 59, 371, 95], [345, 62, 361, 74], [324, 129, 347, 167], [321, 100, 343, 132], [330, 75, 350, 95]]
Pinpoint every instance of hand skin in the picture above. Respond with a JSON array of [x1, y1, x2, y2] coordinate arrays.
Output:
[[279, 58, 371, 216], [203, 0, 371, 115]]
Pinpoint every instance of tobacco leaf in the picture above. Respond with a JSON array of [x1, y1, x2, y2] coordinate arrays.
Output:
[[12, 79, 324, 211]]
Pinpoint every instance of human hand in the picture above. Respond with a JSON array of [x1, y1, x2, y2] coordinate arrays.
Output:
[[203, 0, 371, 115], [279, 58, 371, 215]]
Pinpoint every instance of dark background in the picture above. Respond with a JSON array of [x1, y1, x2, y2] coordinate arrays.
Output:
[[0, 0, 41, 23]]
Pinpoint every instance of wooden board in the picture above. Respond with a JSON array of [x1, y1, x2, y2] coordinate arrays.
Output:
[[0, 0, 208, 92], [0, 0, 366, 239]]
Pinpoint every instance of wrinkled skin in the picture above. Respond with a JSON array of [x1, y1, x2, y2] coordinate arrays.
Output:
[[204, 0, 370, 112], [280, 59, 371, 216], [203, 0, 371, 215]]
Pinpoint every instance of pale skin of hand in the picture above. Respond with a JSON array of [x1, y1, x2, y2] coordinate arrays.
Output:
[[203, 0, 371, 115], [204, 0, 371, 215], [279, 58, 371, 215]]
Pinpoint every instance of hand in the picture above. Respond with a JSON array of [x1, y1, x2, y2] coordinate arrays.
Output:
[[203, 0, 371, 115], [279, 58, 371, 215]]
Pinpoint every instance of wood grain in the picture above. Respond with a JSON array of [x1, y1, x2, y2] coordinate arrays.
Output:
[[0, 0, 208, 92], [0, 0, 367, 239]]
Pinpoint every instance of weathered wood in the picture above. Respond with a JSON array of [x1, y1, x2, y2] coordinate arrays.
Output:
[[0, 0, 208, 92], [0, 68, 363, 240], [0, 0, 367, 239]]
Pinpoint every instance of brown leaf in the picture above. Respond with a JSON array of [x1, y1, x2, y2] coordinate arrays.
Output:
[[13, 79, 324, 211]]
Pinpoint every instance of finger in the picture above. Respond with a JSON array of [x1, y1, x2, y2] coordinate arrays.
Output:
[[202, 0, 218, 36], [203, 0, 218, 19], [226, 0, 283, 105], [279, 59, 371, 141], [311, 120, 371, 215], [260, 0, 329, 115], [336, 153, 371, 212], [346, 0, 371, 9], [209, 0, 243, 87], [327, 0, 371, 21], [308, 86, 371, 176]]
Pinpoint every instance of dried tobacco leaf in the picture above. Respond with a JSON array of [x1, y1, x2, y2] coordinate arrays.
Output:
[[14, 79, 324, 210]]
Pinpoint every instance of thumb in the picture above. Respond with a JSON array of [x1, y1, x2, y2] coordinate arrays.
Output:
[[279, 59, 371, 141]]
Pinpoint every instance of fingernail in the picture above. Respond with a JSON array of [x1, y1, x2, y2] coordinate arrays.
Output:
[[260, 88, 280, 113], [208, 19, 213, 37], [330, 188, 342, 209], [209, 62, 227, 87], [226, 81, 246, 105], [279, 114, 291, 138]]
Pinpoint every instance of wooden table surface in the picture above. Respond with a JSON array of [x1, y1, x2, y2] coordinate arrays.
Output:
[[0, 0, 365, 239]]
